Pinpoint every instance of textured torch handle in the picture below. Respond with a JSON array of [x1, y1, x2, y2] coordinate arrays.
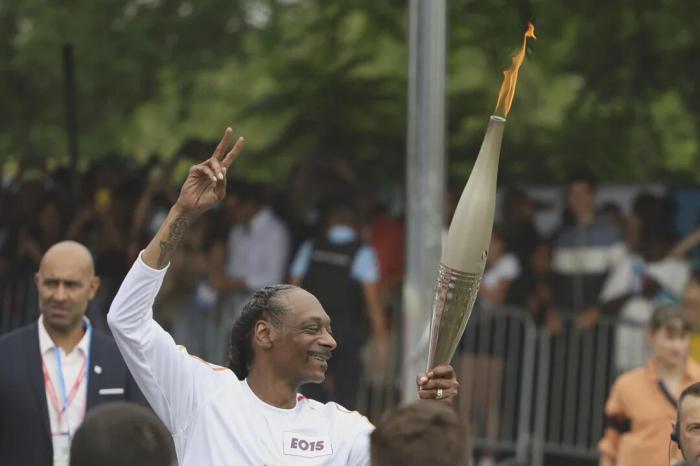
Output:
[[426, 262, 482, 369]]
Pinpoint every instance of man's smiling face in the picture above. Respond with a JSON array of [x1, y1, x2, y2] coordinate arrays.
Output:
[[269, 289, 337, 386]]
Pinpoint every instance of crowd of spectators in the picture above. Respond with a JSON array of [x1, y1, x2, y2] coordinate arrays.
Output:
[[0, 150, 405, 363], [5, 150, 700, 463], [4, 150, 700, 367]]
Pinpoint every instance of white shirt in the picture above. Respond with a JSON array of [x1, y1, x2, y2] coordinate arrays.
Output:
[[225, 207, 290, 289], [38, 316, 90, 466], [481, 254, 520, 298], [609, 254, 691, 372], [601, 254, 691, 302], [108, 254, 374, 466]]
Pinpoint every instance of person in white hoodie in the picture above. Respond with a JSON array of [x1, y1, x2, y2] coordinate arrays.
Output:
[[107, 128, 460, 466]]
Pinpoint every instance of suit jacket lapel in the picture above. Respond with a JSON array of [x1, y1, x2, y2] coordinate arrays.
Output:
[[26, 323, 51, 440]]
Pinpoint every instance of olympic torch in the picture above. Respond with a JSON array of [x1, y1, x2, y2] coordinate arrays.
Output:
[[427, 23, 536, 369]]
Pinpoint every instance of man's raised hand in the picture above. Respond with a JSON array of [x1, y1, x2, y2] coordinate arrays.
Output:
[[141, 127, 244, 269], [175, 127, 245, 217]]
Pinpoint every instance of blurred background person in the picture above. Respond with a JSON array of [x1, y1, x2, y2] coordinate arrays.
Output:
[[0, 154, 67, 333], [356, 186, 405, 411], [551, 171, 627, 330], [127, 157, 179, 265], [510, 240, 562, 333], [605, 192, 690, 373], [207, 180, 290, 363], [480, 226, 521, 307], [290, 199, 389, 410], [502, 187, 542, 283], [66, 158, 134, 334]]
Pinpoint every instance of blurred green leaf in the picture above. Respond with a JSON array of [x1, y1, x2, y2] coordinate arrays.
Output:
[[3, 0, 700, 182]]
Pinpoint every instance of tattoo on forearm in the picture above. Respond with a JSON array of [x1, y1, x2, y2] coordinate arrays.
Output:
[[157, 216, 190, 267]]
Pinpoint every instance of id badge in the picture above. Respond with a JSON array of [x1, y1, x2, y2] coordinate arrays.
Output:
[[53, 433, 71, 466]]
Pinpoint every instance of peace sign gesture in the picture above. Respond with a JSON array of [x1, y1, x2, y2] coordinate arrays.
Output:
[[175, 127, 245, 217]]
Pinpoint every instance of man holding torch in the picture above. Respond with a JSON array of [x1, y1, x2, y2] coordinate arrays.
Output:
[[107, 128, 459, 466]]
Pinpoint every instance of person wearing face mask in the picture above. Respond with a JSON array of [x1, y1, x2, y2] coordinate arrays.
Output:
[[598, 305, 700, 466]]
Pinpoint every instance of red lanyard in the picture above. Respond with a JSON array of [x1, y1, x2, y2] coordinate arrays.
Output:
[[42, 352, 87, 427]]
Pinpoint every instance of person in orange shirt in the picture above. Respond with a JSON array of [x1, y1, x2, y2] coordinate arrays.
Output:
[[599, 305, 700, 466]]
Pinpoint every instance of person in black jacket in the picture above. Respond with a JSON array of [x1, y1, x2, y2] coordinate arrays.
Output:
[[0, 240, 146, 466]]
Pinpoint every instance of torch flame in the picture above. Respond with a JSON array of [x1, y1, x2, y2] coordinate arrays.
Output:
[[494, 22, 536, 118]]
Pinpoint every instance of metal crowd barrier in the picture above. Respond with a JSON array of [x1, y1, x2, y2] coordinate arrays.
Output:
[[533, 315, 610, 465], [455, 305, 537, 465], [352, 304, 651, 466], [354, 304, 537, 463], [531, 314, 648, 466]]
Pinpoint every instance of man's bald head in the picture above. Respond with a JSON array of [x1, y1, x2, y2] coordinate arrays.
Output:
[[40, 241, 95, 277], [35, 241, 100, 334]]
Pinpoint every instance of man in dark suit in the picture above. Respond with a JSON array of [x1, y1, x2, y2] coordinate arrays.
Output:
[[0, 240, 146, 466]]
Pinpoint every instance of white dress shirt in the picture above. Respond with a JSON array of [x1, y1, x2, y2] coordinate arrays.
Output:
[[38, 316, 90, 466], [225, 207, 290, 289], [108, 253, 374, 466]]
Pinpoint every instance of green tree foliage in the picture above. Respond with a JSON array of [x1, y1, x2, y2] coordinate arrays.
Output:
[[2, 0, 700, 182]]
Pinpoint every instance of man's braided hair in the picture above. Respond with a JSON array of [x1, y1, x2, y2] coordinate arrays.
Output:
[[226, 284, 295, 380]]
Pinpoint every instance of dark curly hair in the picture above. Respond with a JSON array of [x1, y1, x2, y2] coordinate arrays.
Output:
[[227, 284, 295, 380]]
